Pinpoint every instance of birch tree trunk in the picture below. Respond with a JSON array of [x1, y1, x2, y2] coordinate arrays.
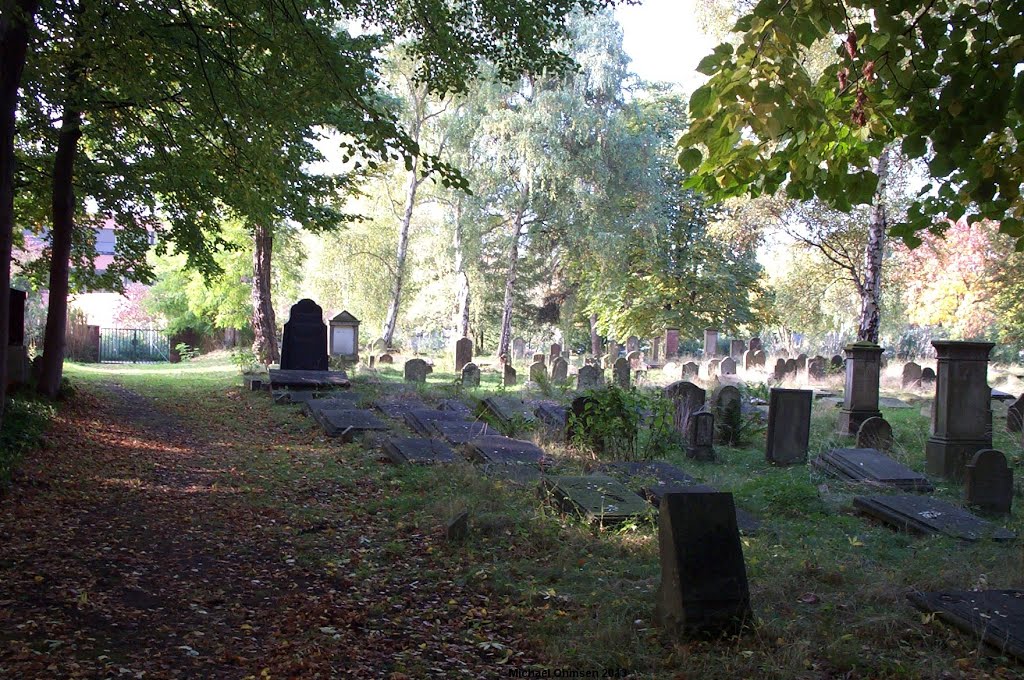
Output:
[[0, 0, 39, 420], [857, 151, 889, 343], [497, 206, 526, 360], [589, 313, 601, 356], [452, 201, 471, 339], [251, 222, 279, 364], [37, 106, 82, 398], [381, 159, 420, 346]]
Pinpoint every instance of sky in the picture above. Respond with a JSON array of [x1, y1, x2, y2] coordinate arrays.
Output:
[[614, 0, 717, 93]]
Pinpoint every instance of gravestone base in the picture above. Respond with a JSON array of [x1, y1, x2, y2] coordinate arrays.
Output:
[[926, 436, 992, 481], [836, 407, 882, 437]]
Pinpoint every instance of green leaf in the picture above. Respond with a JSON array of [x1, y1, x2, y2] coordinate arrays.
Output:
[[677, 147, 703, 172]]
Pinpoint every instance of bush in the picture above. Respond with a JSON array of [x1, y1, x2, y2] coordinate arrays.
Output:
[[0, 397, 55, 489], [568, 386, 677, 461]]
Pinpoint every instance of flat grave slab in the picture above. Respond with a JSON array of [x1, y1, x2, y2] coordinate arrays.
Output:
[[304, 394, 363, 419], [542, 475, 652, 526], [465, 435, 546, 466], [907, 590, 1024, 661], [269, 369, 350, 389], [854, 494, 1015, 541], [535, 403, 568, 435], [374, 396, 429, 421], [480, 396, 536, 430], [481, 464, 546, 484], [383, 437, 459, 465], [272, 389, 325, 405], [879, 397, 914, 409], [430, 419, 500, 445], [438, 398, 475, 418], [319, 409, 389, 437], [403, 408, 470, 436], [993, 389, 1016, 402], [813, 448, 934, 492]]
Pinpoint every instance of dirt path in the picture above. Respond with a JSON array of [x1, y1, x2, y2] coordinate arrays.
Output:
[[0, 382, 536, 678]]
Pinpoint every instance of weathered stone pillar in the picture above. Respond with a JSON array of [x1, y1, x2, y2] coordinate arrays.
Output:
[[703, 329, 719, 358], [836, 342, 883, 436], [665, 329, 679, 358], [925, 341, 994, 481]]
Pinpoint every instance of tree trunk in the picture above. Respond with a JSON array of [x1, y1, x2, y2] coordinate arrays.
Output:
[[589, 313, 601, 356], [251, 222, 279, 365], [857, 151, 889, 343], [0, 0, 40, 421], [452, 201, 470, 339], [37, 106, 82, 398], [497, 207, 526, 361], [381, 161, 420, 346]]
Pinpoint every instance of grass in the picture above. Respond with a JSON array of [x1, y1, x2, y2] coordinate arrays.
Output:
[[58, 352, 1024, 678]]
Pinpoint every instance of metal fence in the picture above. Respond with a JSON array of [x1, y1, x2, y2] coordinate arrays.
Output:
[[99, 328, 170, 363]]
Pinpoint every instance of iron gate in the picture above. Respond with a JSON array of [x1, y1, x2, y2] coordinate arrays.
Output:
[[99, 328, 170, 363]]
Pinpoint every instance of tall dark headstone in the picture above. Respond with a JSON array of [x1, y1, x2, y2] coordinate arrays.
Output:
[[749, 337, 762, 352], [280, 299, 328, 371], [926, 341, 994, 481], [454, 337, 473, 372], [965, 449, 1013, 515], [9, 288, 26, 346], [837, 342, 883, 436], [902, 361, 923, 388], [1006, 394, 1023, 433], [655, 492, 751, 637], [712, 385, 743, 446], [730, 339, 745, 361], [856, 416, 894, 452], [665, 329, 679, 358], [664, 381, 706, 441], [703, 329, 719, 358], [765, 388, 812, 465], [613, 357, 630, 389], [549, 343, 562, 362], [687, 410, 715, 461]]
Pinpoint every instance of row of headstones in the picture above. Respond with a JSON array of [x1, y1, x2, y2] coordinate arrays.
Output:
[[901, 361, 937, 388]]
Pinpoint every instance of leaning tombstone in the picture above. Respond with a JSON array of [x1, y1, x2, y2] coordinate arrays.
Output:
[[902, 361, 923, 388], [765, 388, 813, 465], [529, 361, 547, 384], [655, 491, 751, 637], [454, 337, 473, 372], [772, 358, 787, 381], [681, 361, 699, 380], [719, 357, 737, 376], [280, 299, 328, 371], [404, 358, 429, 383], [577, 364, 603, 391], [664, 381, 706, 440], [551, 356, 569, 383], [461, 362, 481, 387], [549, 343, 562, 362], [965, 449, 1013, 515], [687, 410, 715, 461], [921, 367, 936, 386], [613, 357, 630, 389], [856, 416, 894, 452], [1009, 394, 1024, 433], [712, 385, 743, 446], [627, 350, 642, 370], [926, 341, 994, 481], [503, 363, 517, 387]]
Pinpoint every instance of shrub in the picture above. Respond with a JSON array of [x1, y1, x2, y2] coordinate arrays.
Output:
[[0, 397, 55, 489]]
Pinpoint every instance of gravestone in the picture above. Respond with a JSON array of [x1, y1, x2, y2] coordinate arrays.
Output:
[[512, 337, 526, 361], [854, 494, 1014, 541], [371, 337, 387, 353], [439, 398, 474, 417], [730, 340, 745, 361], [598, 461, 699, 503], [907, 590, 1024, 662], [807, 356, 826, 380], [430, 420, 499, 445], [280, 299, 328, 371], [784, 358, 797, 376], [503, 363, 517, 387], [830, 354, 843, 369], [965, 449, 1013, 515], [902, 361, 923, 388], [627, 350, 642, 370], [753, 350, 766, 368], [925, 341, 994, 481], [378, 353, 393, 365], [568, 395, 597, 445], [772, 358, 787, 381], [480, 396, 536, 430], [837, 343, 884, 436], [856, 416, 894, 452], [601, 353, 614, 369], [304, 394, 362, 423], [749, 337, 762, 352], [654, 491, 751, 637], [651, 337, 662, 363], [665, 329, 679, 357], [461, 362, 480, 387], [812, 448, 933, 492], [921, 367, 936, 385], [454, 337, 473, 372], [765, 388, 812, 465], [577, 364, 603, 391], [719, 357, 737, 376], [404, 358, 429, 383], [467, 435, 546, 467], [664, 381, 706, 441], [795, 354, 808, 372], [318, 409, 388, 437], [626, 336, 639, 353], [543, 475, 651, 527], [529, 361, 546, 384], [1009, 394, 1024, 433], [706, 358, 721, 379], [550, 343, 562, 362], [551, 356, 569, 383], [743, 350, 757, 371], [712, 385, 743, 446], [535, 403, 568, 438], [403, 408, 468, 436], [703, 329, 719, 358], [687, 410, 715, 461], [533, 352, 546, 366], [681, 361, 699, 380], [777, 349, 790, 359], [607, 341, 619, 360], [9, 288, 25, 346], [613, 357, 630, 389], [383, 437, 458, 465]]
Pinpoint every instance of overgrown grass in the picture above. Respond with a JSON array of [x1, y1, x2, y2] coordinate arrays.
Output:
[[60, 354, 1024, 678]]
